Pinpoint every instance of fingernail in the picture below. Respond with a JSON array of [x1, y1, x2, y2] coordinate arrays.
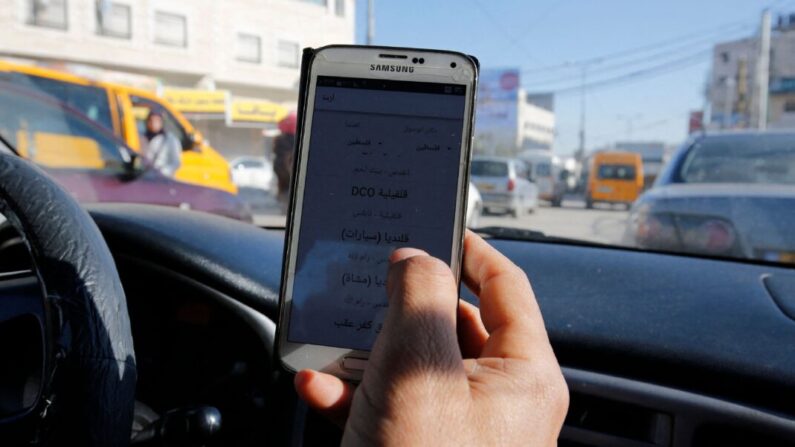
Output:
[[390, 247, 428, 264]]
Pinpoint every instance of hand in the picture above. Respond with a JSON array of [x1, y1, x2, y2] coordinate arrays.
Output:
[[295, 230, 569, 446]]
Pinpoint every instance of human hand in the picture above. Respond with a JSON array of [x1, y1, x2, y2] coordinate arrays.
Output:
[[295, 230, 569, 446]]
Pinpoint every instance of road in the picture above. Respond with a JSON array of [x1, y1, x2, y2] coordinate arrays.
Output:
[[252, 193, 630, 246], [477, 197, 630, 245]]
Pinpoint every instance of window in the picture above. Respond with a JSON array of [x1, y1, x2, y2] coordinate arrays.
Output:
[[680, 135, 795, 185], [1, 73, 114, 131], [278, 40, 300, 68], [236, 33, 261, 63], [471, 160, 508, 177], [154, 11, 187, 48], [97, 2, 131, 39], [0, 87, 126, 173], [28, 0, 68, 30], [598, 164, 636, 180], [785, 100, 795, 113], [129, 96, 190, 150], [335, 0, 345, 17], [720, 51, 730, 64]]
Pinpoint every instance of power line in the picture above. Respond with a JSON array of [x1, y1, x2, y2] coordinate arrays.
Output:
[[468, 0, 544, 65], [520, 20, 751, 75], [549, 49, 712, 96], [522, 28, 751, 86]]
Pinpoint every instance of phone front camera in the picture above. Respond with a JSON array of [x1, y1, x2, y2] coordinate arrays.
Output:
[[450, 62, 457, 68], [412, 57, 419, 63]]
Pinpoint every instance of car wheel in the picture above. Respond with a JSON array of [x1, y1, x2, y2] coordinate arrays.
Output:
[[586, 198, 594, 209]]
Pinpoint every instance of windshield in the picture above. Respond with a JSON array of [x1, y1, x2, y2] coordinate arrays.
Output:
[[598, 164, 636, 180], [680, 134, 795, 184], [472, 160, 509, 177], [1, 0, 793, 265]]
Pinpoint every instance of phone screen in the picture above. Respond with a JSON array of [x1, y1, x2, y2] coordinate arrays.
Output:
[[287, 75, 468, 351]]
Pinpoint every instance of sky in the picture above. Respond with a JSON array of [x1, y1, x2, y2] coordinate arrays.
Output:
[[354, 0, 795, 155]]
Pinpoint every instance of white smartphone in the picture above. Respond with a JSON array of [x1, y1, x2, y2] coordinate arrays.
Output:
[[277, 45, 478, 381]]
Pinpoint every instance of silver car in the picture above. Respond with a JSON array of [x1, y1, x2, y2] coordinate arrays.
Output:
[[471, 156, 539, 217], [625, 131, 795, 263]]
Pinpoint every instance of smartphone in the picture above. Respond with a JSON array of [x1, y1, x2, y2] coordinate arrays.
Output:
[[277, 45, 478, 381]]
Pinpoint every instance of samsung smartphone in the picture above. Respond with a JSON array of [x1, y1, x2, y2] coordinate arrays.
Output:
[[277, 45, 478, 381]]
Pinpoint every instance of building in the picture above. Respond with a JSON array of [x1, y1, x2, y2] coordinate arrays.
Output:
[[0, 0, 355, 157], [706, 13, 795, 130], [474, 68, 555, 157]]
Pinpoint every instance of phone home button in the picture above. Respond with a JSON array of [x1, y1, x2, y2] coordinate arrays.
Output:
[[341, 356, 368, 371]]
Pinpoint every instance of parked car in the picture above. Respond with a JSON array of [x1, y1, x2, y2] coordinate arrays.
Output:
[[231, 156, 275, 192], [466, 182, 483, 228], [517, 149, 566, 206], [586, 151, 644, 209], [624, 131, 795, 263], [470, 156, 538, 217], [0, 80, 251, 221], [0, 60, 237, 194]]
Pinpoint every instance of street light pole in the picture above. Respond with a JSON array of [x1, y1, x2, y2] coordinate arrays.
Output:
[[577, 65, 586, 160], [366, 0, 375, 46], [756, 9, 771, 130]]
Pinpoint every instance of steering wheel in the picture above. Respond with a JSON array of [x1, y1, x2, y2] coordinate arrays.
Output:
[[0, 153, 136, 445]]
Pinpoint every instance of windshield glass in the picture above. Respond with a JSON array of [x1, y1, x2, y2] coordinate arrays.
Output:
[[1, 0, 793, 265], [472, 160, 508, 177], [598, 164, 636, 180], [680, 134, 795, 184]]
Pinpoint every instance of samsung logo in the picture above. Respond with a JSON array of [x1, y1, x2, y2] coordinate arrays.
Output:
[[370, 64, 414, 73]]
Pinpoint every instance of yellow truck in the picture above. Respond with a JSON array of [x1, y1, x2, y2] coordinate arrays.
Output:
[[0, 60, 236, 194]]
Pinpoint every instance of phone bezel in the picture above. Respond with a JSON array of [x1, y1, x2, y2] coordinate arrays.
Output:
[[278, 45, 477, 381]]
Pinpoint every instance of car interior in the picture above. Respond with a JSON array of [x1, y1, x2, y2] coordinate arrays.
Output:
[[2, 155, 795, 445]]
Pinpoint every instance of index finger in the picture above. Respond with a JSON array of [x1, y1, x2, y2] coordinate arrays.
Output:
[[462, 230, 553, 360]]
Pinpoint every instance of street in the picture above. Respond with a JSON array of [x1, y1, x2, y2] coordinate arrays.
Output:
[[252, 194, 630, 247], [478, 197, 630, 245]]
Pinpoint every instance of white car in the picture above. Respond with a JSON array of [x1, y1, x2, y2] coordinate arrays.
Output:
[[230, 156, 275, 192], [471, 156, 539, 217], [466, 182, 483, 228]]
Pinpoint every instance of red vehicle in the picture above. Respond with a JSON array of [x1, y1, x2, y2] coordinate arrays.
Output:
[[0, 81, 251, 222]]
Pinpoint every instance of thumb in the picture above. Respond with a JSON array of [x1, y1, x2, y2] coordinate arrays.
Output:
[[367, 248, 463, 378]]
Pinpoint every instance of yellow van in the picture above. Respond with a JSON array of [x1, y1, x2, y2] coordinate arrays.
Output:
[[586, 151, 644, 209], [0, 60, 236, 194]]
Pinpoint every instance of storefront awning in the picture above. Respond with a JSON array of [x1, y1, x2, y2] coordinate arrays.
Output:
[[163, 89, 230, 118], [226, 99, 289, 127]]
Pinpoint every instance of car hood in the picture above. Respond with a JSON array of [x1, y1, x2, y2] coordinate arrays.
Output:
[[637, 183, 795, 259]]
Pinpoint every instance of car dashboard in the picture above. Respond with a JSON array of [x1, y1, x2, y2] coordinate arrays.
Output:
[[6, 203, 794, 446]]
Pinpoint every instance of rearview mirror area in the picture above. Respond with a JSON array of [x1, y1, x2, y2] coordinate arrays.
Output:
[[0, 214, 46, 421]]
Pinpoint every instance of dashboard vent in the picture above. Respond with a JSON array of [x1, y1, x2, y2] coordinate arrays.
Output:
[[560, 392, 672, 446]]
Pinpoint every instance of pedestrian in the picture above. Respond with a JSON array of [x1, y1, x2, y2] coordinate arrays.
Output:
[[273, 112, 297, 206], [143, 110, 182, 177]]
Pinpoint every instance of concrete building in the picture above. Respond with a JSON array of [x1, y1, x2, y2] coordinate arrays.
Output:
[[474, 68, 555, 157], [706, 13, 795, 130], [0, 0, 355, 157]]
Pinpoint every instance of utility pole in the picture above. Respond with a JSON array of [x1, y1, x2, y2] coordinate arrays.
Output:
[[577, 65, 586, 160], [366, 0, 375, 46], [756, 9, 771, 130]]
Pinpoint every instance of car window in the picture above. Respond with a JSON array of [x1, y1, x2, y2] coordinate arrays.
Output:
[[0, 72, 114, 131], [536, 163, 552, 177], [130, 95, 190, 149], [597, 164, 636, 180], [472, 161, 508, 177], [680, 135, 795, 184], [0, 86, 126, 172], [237, 159, 262, 168]]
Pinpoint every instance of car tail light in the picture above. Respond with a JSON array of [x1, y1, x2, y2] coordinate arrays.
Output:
[[682, 219, 736, 254], [507, 178, 515, 192], [634, 212, 678, 249]]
